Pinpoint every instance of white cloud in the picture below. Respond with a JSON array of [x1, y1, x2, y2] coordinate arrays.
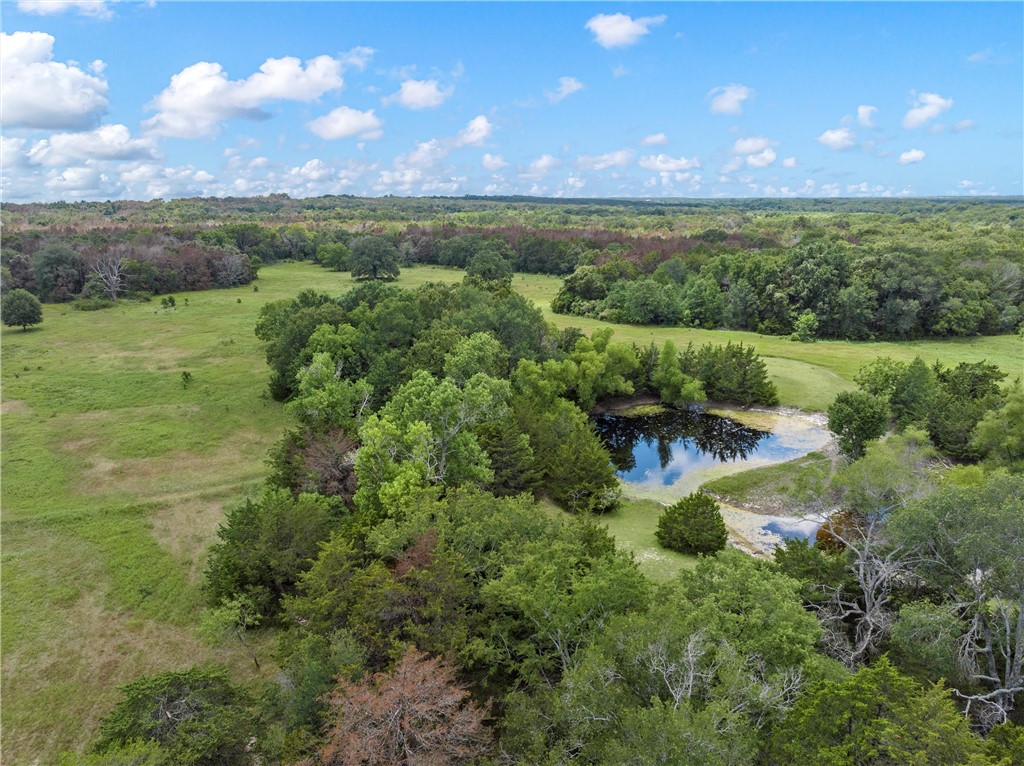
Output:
[[144, 55, 345, 138], [17, 0, 111, 18], [818, 127, 856, 150], [0, 31, 109, 129], [482, 153, 508, 171], [898, 148, 925, 164], [783, 156, 798, 168], [384, 79, 453, 110], [545, 76, 584, 104], [307, 106, 382, 140], [745, 148, 776, 168], [340, 46, 375, 71], [953, 119, 976, 132], [455, 115, 493, 147], [732, 136, 772, 155], [27, 124, 158, 165], [638, 153, 700, 171], [612, 65, 629, 78], [708, 84, 753, 115], [857, 105, 877, 127], [522, 154, 560, 179], [585, 13, 666, 48], [902, 92, 953, 129], [966, 48, 993, 64], [577, 148, 634, 170], [640, 132, 668, 146]]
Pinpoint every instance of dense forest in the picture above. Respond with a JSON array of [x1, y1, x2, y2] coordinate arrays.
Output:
[[4, 196, 1021, 340], [3, 196, 1022, 765]]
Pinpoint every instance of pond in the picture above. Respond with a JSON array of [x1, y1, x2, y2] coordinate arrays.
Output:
[[594, 405, 833, 552]]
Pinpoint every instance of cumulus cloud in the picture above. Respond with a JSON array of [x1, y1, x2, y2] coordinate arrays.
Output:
[[384, 79, 453, 110], [545, 76, 584, 104], [898, 148, 925, 164], [17, 0, 111, 18], [577, 148, 634, 170], [638, 153, 700, 171], [640, 132, 668, 146], [902, 92, 953, 129], [585, 13, 666, 48], [307, 106, 382, 140], [857, 105, 877, 127], [818, 127, 856, 150], [482, 153, 508, 171], [521, 154, 560, 179], [27, 124, 158, 165], [708, 84, 753, 115], [455, 115, 494, 147], [144, 55, 346, 138], [1, 31, 109, 129], [783, 156, 798, 168], [732, 136, 772, 155], [745, 148, 776, 168]]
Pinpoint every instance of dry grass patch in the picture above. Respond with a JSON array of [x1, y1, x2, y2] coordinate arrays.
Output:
[[0, 399, 32, 415], [148, 497, 226, 584]]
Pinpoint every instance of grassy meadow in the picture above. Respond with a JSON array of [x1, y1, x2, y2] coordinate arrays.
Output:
[[1, 261, 1021, 764]]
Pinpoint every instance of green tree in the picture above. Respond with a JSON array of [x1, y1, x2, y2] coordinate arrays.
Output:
[[828, 390, 890, 459], [204, 488, 339, 618], [316, 242, 350, 271], [768, 657, 987, 765], [1, 288, 43, 330], [656, 491, 728, 555], [464, 248, 513, 289], [349, 235, 400, 281], [971, 381, 1024, 471], [651, 340, 706, 406], [888, 473, 1024, 727], [789, 309, 819, 342], [92, 666, 255, 766]]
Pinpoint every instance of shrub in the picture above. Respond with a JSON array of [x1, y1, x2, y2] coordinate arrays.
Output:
[[656, 492, 728, 555], [92, 666, 255, 766], [828, 390, 890, 459]]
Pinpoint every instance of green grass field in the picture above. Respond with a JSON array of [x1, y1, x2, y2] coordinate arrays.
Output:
[[1, 261, 1020, 764]]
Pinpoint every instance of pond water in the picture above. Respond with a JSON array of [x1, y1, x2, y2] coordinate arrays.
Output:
[[594, 405, 833, 552]]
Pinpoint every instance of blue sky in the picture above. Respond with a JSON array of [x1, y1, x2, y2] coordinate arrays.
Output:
[[2, 1, 1021, 201]]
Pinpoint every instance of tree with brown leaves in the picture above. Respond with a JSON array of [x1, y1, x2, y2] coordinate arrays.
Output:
[[318, 647, 490, 766]]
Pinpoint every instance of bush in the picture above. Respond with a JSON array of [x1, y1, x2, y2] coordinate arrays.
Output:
[[92, 666, 255, 766], [656, 492, 728, 555], [70, 297, 116, 311]]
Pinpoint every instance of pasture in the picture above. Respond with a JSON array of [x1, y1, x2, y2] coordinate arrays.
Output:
[[1, 261, 1019, 764]]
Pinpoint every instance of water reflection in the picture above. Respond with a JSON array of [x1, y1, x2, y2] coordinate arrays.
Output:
[[594, 407, 805, 486]]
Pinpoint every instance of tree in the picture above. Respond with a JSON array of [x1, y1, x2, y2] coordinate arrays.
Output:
[[768, 657, 987, 766], [827, 390, 890, 459], [651, 340, 705, 407], [203, 488, 339, 618], [972, 381, 1024, 470], [656, 492, 728, 555], [888, 473, 1024, 727], [316, 648, 491, 766], [91, 256, 126, 300], [349, 236, 400, 281], [789, 309, 819, 342], [92, 666, 255, 766], [317, 242, 350, 272], [465, 249, 513, 289], [1, 288, 42, 330]]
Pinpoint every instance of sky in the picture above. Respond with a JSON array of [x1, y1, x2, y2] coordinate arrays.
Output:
[[1, 1, 1021, 202]]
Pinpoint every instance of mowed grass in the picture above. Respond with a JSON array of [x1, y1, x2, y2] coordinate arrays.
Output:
[[1, 261, 1020, 764]]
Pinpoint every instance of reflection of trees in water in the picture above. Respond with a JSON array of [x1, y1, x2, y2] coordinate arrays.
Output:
[[594, 408, 769, 472]]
